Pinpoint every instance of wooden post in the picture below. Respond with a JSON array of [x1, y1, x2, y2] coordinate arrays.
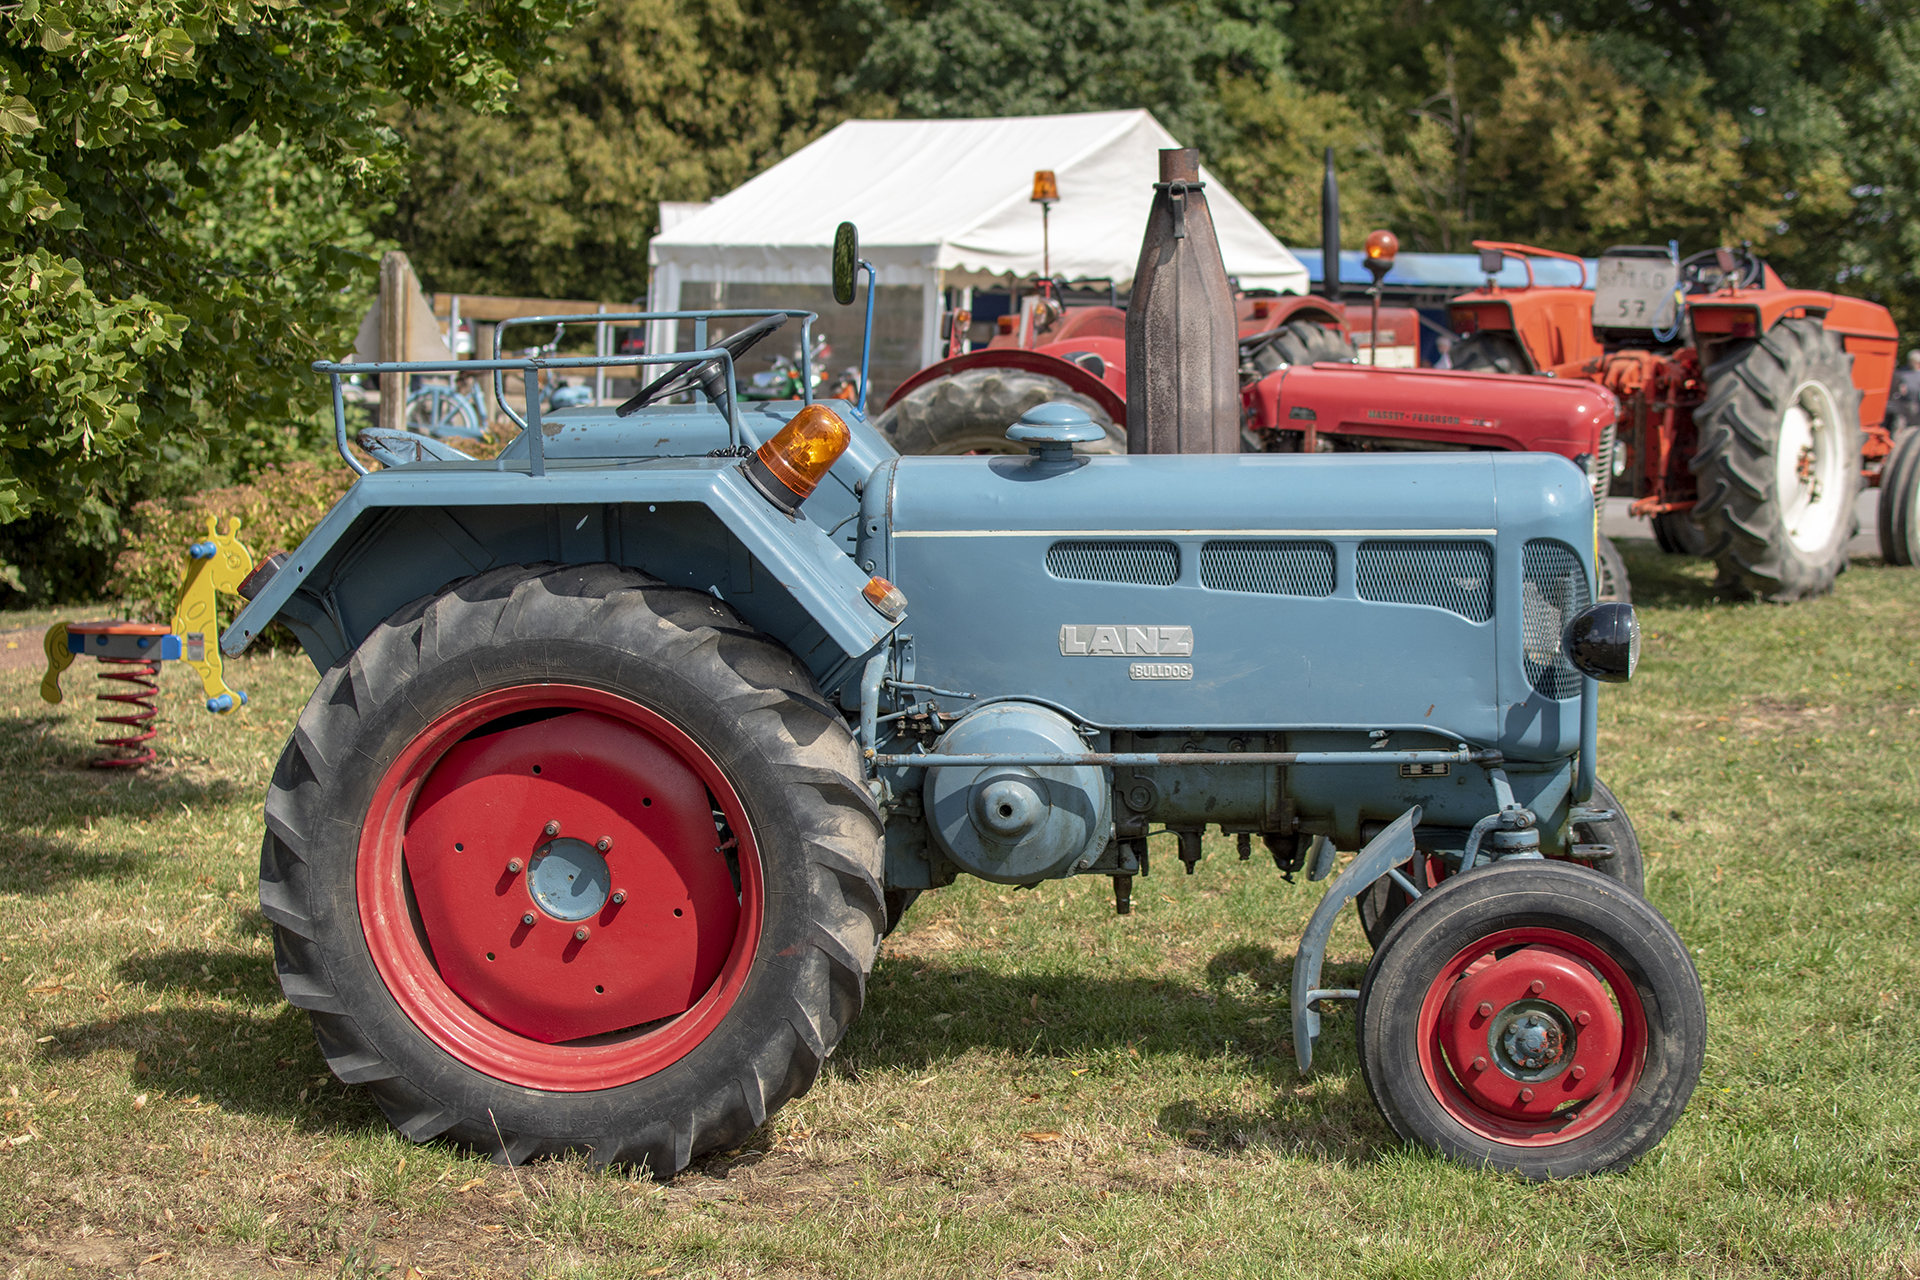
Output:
[[379, 251, 412, 433]]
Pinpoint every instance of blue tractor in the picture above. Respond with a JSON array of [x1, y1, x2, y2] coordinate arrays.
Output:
[[230, 163, 1703, 1181]]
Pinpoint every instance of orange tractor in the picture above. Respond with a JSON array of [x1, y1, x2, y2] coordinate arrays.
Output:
[[1447, 241, 1918, 599]]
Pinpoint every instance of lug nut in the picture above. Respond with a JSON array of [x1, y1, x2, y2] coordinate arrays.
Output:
[[596, 836, 613, 852], [544, 820, 561, 837], [521, 913, 536, 926], [1520, 1088, 1535, 1102], [1575, 1009, 1591, 1025], [1471, 1056, 1487, 1072], [507, 859, 523, 874], [574, 926, 590, 941], [1529, 979, 1545, 994], [610, 890, 627, 905], [1477, 1001, 1494, 1018], [1571, 1065, 1587, 1080]]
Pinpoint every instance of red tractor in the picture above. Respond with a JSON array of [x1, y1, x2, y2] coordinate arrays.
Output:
[[874, 286, 1381, 455], [1444, 241, 1916, 599]]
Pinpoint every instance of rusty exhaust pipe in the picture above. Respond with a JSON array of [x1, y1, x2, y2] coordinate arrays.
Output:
[[1125, 148, 1238, 454]]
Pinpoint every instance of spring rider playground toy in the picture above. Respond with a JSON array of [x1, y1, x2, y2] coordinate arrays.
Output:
[[40, 517, 255, 767]]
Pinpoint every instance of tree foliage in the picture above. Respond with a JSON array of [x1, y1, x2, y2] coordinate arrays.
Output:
[[0, 0, 583, 595]]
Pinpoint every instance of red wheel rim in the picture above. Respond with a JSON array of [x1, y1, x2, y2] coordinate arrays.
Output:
[[357, 684, 762, 1092], [1415, 927, 1647, 1145]]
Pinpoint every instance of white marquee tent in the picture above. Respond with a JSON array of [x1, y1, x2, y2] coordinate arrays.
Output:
[[645, 110, 1308, 369]]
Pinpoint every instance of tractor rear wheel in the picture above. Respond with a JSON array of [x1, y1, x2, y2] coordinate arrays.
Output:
[[259, 563, 884, 1176], [1651, 512, 1710, 557], [1875, 426, 1920, 565], [1452, 332, 1532, 375], [1358, 860, 1704, 1178], [1240, 319, 1356, 377], [1691, 319, 1863, 600], [1356, 779, 1643, 950], [875, 367, 1125, 455]]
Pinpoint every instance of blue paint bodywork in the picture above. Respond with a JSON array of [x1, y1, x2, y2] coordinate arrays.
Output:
[[230, 327, 1617, 1072]]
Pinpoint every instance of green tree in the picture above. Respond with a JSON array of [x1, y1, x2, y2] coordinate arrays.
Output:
[[0, 0, 583, 598], [385, 0, 880, 303]]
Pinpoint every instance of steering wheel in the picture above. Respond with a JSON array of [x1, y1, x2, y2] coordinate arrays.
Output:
[[616, 313, 788, 417], [1678, 247, 1764, 295]]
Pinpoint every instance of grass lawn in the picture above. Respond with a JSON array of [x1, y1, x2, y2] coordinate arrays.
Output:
[[0, 542, 1915, 1278]]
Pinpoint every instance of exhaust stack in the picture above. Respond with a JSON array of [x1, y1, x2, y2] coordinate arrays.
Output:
[[1125, 148, 1238, 454], [1322, 147, 1341, 306]]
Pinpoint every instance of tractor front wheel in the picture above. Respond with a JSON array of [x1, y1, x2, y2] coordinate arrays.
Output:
[[1875, 426, 1920, 565], [259, 563, 884, 1175], [1691, 319, 1862, 600], [1358, 861, 1704, 1178], [874, 367, 1125, 455]]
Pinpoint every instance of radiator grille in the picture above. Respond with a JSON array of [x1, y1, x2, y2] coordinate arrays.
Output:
[[1045, 540, 1179, 586], [1199, 541, 1336, 597], [1355, 541, 1493, 621], [1521, 539, 1591, 699]]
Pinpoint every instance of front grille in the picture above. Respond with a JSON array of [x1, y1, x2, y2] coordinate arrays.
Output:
[[1045, 540, 1179, 586], [1199, 541, 1336, 596], [1521, 539, 1591, 699], [1355, 541, 1492, 621]]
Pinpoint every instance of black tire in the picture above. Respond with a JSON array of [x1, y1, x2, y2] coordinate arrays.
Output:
[[1875, 426, 1920, 566], [1452, 332, 1533, 375], [1596, 537, 1632, 604], [1240, 319, 1356, 377], [1356, 778, 1645, 949], [1691, 319, 1863, 600], [1358, 861, 1705, 1178], [874, 367, 1125, 455], [259, 563, 884, 1176], [1651, 511, 1710, 557]]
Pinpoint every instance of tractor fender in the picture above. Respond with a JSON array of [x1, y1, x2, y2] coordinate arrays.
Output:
[[883, 348, 1127, 423], [221, 460, 898, 694]]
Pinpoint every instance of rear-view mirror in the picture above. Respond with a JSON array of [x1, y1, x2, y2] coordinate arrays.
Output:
[[833, 222, 860, 306]]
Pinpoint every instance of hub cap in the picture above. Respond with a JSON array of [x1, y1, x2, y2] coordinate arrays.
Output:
[[357, 685, 761, 1092], [1420, 928, 1644, 1143], [1777, 379, 1848, 552]]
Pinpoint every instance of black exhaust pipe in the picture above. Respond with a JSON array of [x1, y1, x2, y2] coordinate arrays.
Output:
[[1322, 146, 1341, 305]]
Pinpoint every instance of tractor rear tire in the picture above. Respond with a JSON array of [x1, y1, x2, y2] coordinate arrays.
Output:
[[875, 367, 1125, 456], [1358, 860, 1704, 1178], [1452, 332, 1532, 375], [1691, 319, 1863, 601], [260, 563, 885, 1176], [1241, 319, 1356, 377], [1651, 512, 1710, 557], [1875, 426, 1920, 565]]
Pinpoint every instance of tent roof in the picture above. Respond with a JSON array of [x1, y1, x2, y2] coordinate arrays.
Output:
[[650, 111, 1307, 293]]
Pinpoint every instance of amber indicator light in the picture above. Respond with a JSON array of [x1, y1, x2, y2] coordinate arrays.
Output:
[[862, 576, 908, 621], [748, 404, 851, 511]]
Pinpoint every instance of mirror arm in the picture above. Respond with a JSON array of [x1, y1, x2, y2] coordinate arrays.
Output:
[[858, 259, 876, 414]]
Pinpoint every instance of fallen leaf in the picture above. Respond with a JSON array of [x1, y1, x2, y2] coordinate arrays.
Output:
[[481, 1224, 503, 1232], [132, 1094, 147, 1110], [912, 1077, 936, 1088], [405, 1268, 428, 1280], [1069, 1068, 1087, 1076], [34, 1035, 52, 1044], [141, 1250, 173, 1265], [646, 1269, 669, 1277], [1020, 1131, 1062, 1143], [262, 1212, 279, 1227], [457, 1177, 486, 1193], [6, 1133, 32, 1147], [1184, 1127, 1207, 1138], [395, 1156, 407, 1176]]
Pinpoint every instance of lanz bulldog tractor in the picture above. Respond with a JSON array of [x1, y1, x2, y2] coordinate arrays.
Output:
[[230, 151, 1704, 1181]]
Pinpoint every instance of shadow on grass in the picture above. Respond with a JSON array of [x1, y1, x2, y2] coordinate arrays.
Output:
[[1613, 540, 1727, 611], [41, 946, 382, 1131], [850, 944, 1388, 1163]]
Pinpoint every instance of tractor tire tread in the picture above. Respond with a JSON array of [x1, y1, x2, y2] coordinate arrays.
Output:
[[262, 562, 883, 1178], [875, 366, 1124, 455]]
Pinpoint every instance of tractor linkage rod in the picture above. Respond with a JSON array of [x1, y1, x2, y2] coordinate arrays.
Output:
[[868, 747, 1504, 768]]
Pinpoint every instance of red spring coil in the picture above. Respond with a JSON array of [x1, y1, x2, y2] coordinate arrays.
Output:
[[92, 657, 161, 769]]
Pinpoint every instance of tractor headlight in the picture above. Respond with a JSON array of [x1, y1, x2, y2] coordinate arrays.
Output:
[[1561, 602, 1640, 683]]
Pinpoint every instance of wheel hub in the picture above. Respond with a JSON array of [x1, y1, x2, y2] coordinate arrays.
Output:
[[399, 709, 741, 1044], [1437, 944, 1623, 1120], [1776, 383, 1847, 552]]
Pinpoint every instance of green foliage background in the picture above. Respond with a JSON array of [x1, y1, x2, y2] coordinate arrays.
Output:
[[6, 0, 1920, 606]]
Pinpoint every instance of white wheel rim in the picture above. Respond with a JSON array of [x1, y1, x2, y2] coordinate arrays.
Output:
[[1775, 379, 1848, 552]]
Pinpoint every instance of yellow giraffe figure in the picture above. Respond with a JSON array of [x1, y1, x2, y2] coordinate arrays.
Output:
[[172, 515, 255, 712]]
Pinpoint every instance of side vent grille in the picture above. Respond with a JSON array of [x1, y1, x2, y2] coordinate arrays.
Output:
[[1356, 541, 1493, 622], [1045, 540, 1179, 586], [1199, 541, 1335, 597], [1521, 539, 1591, 700]]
